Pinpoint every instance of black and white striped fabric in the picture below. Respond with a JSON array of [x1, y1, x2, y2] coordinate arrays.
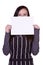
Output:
[[10, 35, 33, 65]]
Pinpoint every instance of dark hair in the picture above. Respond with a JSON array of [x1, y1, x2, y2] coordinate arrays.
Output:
[[14, 5, 30, 16], [13, 6, 34, 40]]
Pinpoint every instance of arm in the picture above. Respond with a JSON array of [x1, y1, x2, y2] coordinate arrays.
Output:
[[2, 32, 10, 55], [31, 28, 40, 55], [3, 25, 11, 55]]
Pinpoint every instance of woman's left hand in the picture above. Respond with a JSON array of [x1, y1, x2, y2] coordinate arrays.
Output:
[[33, 25, 40, 29]]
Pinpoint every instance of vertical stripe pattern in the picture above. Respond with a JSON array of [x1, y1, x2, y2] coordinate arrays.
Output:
[[12, 35, 32, 65]]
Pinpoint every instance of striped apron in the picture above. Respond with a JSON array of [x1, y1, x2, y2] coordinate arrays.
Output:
[[9, 35, 33, 65]]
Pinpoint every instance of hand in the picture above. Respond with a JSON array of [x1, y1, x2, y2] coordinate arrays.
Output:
[[5, 25, 12, 33], [33, 24, 40, 29]]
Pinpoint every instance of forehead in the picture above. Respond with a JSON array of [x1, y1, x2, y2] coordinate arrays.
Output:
[[18, 8, 28, 13]]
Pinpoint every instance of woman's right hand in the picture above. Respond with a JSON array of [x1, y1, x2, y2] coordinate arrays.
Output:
[[5, 25, 12, 33]]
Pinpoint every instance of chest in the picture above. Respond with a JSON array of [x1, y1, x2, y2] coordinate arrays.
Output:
[[9, 36, 33, 54]]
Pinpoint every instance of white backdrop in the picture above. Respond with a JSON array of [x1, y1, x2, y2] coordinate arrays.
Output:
[[0, 0, 42, 65]]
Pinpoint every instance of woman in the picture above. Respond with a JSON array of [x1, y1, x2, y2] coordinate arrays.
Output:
[[3, 5, 40, 65]]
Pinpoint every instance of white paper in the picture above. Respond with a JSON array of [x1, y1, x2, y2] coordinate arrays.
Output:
[[10, 16, 34, 35]]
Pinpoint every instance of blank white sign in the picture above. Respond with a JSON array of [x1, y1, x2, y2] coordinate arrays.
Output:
[[10, 16, 34, 35]]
